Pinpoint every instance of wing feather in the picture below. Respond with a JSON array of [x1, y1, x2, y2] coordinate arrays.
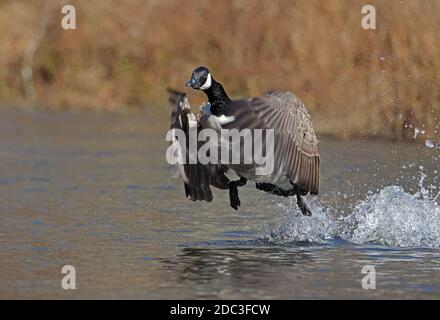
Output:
[[167, 88, 214, 202], [223, 91, 320, 194]]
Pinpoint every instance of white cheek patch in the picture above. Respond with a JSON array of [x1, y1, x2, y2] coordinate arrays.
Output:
[[200, 73, 212, 90]]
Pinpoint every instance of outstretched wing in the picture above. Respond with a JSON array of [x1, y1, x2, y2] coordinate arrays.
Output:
[[167, 88, 213, 202], [223, 91, 320, 195]]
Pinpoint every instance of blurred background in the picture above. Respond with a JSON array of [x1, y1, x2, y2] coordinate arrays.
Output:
[[0, 0, 439, 140], [1, 1, 440, 299]]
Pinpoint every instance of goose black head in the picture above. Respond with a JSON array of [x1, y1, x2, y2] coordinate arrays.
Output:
[[185, 66, 212, 91]]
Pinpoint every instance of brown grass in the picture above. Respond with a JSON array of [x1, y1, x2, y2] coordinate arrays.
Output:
[[0, 0, 439, 140]]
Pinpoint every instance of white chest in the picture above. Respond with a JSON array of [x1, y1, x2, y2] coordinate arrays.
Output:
[[202, 103, 235, 126]]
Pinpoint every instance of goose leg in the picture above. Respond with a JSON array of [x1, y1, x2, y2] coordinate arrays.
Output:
[[255, 183, 296, 197], [255, 182, 312, 216], [296, 194, 312, 216], [228, 177, 247, 210]]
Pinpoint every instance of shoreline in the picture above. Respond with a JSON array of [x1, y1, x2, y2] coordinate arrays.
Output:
[[1, 103, 437, 145]]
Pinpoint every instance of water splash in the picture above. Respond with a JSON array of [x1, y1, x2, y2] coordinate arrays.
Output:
[[263, 170, 440, 248], [264, 200, 337, 244], [341, 186, 440, 247], [425, 139, 440, 151], [413, 127, 425, 140]]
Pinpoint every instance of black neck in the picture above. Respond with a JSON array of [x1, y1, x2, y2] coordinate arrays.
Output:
[[203, 79, 231, 116]]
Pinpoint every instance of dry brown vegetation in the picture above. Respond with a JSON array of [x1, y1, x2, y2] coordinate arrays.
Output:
[[0, 0, 439, 140]]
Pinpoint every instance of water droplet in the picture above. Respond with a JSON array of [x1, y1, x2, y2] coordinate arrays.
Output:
[[413, 127, 425, 139], [425, 140, 435, 149]]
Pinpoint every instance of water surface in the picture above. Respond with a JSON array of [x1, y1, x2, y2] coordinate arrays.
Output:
[[0, 108, 439, 299]]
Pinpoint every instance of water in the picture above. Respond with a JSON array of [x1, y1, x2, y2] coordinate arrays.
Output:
[[0, 108, 439, 299]]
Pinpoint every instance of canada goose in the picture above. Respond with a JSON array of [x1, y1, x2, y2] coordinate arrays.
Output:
[[167, 88, 242, 204], [171, 66, 320, 216]]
